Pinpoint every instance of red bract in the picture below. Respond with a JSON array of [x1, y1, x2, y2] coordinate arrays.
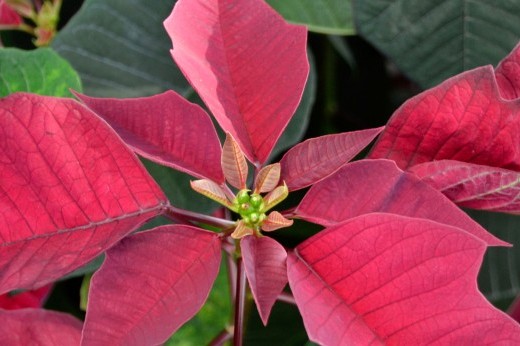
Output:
[[0, 0, 22, 27], [0, 93, 167, 294], [81, 225, 221, 345], [0, 284, 52, 310], [0, 309, 83, 344], [288, 214, 520, 345], [164, 0, 309, 165], [1, 0, 519, 344], [369, 43, 520, 214]]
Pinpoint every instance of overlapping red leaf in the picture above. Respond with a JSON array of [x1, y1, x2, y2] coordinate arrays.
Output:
[[241, 235, 287, 325], [76, 91, 224, 183], [369, 65, 520, 170], [410, 160, 520, 214], [280, 127, 383, 191], [0, 284, 52, 310], [295, 159, 505, 246], [368, 43, 520, 213], [81, 225, 221, 345], [0, 93, 167, 293], [0, 309, 82, 345], [288, 213, 520, 345], [164, 0, 309, 164]]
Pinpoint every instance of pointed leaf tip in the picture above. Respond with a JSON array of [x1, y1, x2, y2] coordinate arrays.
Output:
[[254, 163, 281, 193], [222, 133, 249, 189], [241, 236, 288, 326], [165, 0, 309, 163], [75, 90, 224, 183], [264, 183, 289, 211], [261, 211, 293, 232], [296, 159, 507, 246], [190, 179, 233, 209], [281, 127, 384, 190], [369, 48, 520, 171]]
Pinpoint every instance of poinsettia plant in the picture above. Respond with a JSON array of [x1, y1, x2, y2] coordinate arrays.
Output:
[[1, 0, 520, 344]]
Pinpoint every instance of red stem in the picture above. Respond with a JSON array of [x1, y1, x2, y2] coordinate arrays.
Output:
[[209, 328, 233, 346], [233, 257, 246, 346], [165, 205, 235, 228]]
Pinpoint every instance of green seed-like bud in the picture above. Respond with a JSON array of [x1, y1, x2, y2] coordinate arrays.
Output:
[[250, 194, 263, 208], [249, 212, 259, 223], [236, 189, 250, 204]]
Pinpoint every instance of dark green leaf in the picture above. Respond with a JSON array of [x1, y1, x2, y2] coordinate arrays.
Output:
[[267, 0, 355, 35], [0, 47, 82, 97], [354, 0, 520, 88], [52, 0, 189, 97]]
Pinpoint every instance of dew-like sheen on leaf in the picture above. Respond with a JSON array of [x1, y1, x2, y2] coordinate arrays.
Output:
[[165, 0, 309, 164], [288, 213, 520, 345], [0, 93, 167, 294]]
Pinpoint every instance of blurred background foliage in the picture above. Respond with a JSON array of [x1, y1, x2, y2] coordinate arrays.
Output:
[[1, 0, 520, 344]]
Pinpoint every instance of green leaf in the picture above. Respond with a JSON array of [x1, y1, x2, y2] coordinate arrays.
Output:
[[0, 47, 82, 97], [266, 0, 355, 35], [52, 0, 190, 97], [269, 51, 317, 161], [354, 0, 520, 88], [165, 260, 231, 345], [467, 210, 520, 309]]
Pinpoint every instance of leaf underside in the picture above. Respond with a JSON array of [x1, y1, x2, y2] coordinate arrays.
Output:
[[411, 160, 520, 214]]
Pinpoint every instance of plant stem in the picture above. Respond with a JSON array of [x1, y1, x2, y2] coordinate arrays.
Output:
[[277, 291, 296, 305], [225, 247, 237, 305], [233, 257, 246, 346], [165, 205, 235, 228], [209, 328, 233, 346]]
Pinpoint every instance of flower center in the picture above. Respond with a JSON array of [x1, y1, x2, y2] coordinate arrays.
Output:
[[234, 189, 266, 229]]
